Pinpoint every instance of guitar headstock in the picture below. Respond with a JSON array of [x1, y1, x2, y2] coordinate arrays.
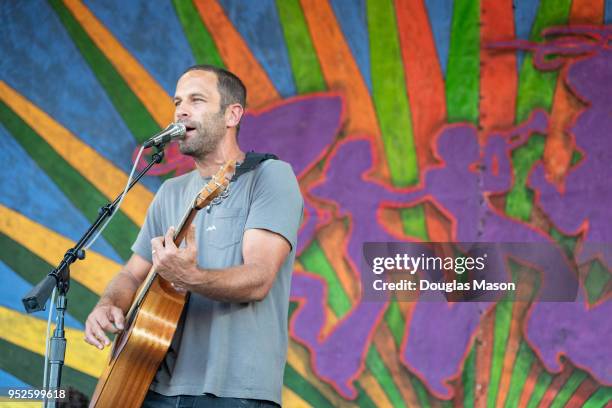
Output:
[[194, 160, 236, 210]]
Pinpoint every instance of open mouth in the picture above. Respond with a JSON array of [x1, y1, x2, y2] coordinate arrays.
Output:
[[184, 125, 197, 136]]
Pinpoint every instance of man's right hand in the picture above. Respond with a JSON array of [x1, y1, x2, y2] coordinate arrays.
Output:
[[84, 304, 125, 350]]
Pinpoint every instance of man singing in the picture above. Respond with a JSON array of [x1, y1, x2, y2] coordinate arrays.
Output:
[[85, 65, 303, 407]]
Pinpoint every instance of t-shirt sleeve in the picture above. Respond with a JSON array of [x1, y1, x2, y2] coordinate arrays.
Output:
[[131, 182, 167, 262], [244, 160, 304, 251]]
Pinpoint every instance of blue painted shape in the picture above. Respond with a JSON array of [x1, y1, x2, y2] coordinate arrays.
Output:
[[329, 0, 372, 91], [83, 0, 196, 94], [0, 369, 31, 388], [0, 125, 121, 263], [0, 0, 160, 192], [218, 0, 296, 98], [424, 0, 453, 76], [514, 0, 541, 70], [606, 0, 612, 24], [0, 260, 83, 330]]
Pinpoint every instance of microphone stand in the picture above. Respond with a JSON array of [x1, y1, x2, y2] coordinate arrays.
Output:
[[21, 145, 166, 407]]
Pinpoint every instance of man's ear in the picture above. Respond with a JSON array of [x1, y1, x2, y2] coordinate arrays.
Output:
[[226, 103, 244, 128]]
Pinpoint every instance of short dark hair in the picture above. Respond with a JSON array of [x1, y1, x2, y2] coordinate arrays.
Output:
[[182, 64, 247, 111]]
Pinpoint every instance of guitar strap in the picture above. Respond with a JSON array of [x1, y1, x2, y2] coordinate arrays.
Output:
[[231, 151, 278, 181]]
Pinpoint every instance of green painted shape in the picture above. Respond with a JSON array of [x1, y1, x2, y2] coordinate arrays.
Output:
[[487, 300, 514, 407], [549, 227, 578, 260], [583, 387, 612, 407], [366, 347, 407, 408], [384, 300, 405, 347], [505, 134, 545, 220], [400, 205, 429, 241], [516, 0, 572, 122], [171, 0, 224, 67], [298, 240, 351, 317], [0, 102, 138, 260], [526, 370, 553, 408], [571, 150, 583, 166], [283, 364, 334, 408], [0, 338, 97, 396], [367, 0, 419, 187], [275, 0, 326, 93], [48, 0, 159, 142], [0, 233, 97, 324], [354, 382, 378, 408], [503, 341, 535, 407], [585, 260, 610, 304], [516, 53, 559, 123], [462, 346, 476, 407], [508, 0, 572, 219], [410, 375, 432, 408], [445, 0, 480, 123], [549, 369, 588, 408], [288, 300, 299, 321]]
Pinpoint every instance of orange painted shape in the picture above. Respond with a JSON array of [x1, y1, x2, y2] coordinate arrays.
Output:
[[495, 305, 531, 405], [62, 0, 173, 126], [495, 270, 537, 406], [424, 202, 453, 244], [543, 0, 605, 182], [299, 0, 389, 181], [545, 73, 577, 185], [394, 0, 446, 170], [474, 308, 495, 407], [317, 221, 359, 305], [564, 376, 599, 407], [538, 368, 574, 408], [192, 0, 280, 108], [569, 0, 605, 24], [517, 362, 542, 408], [479, 0, 517, 134]]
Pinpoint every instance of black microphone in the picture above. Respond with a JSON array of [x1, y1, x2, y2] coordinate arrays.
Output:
[[143, 123, 186, 148]]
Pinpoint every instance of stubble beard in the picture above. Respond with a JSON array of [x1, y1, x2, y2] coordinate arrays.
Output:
[[178, 111, 226, 160]]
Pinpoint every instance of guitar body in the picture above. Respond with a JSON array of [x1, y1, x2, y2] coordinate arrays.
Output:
[[89, 276, 186, 408]]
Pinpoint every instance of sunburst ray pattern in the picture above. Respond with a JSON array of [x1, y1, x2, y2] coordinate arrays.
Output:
[[1, 0, 611, 406]]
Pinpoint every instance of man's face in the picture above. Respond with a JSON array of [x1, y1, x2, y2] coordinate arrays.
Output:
[[173, 70, 227, 158]]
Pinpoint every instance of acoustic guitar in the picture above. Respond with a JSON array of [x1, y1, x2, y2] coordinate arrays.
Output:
[[89, 160, 236, 407]]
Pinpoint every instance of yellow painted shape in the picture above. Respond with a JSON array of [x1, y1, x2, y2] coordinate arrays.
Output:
[[61, 0, 173, 126], [0, 306, 109, 378], [0, 81, 152, 226], [282, 386, 312, 408], [0, 205, 120, 295], [358, 373, 394, 408], [287, 342, 355, 407], [0, 399, 42, 408]]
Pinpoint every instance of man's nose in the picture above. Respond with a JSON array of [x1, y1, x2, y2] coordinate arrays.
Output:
[[175, 104, 190, 120]]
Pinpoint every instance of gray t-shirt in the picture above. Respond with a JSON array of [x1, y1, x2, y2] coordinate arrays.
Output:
[[131, 159, 303, 405]]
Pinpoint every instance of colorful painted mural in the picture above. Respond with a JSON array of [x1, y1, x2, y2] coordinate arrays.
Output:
[[1, 0, 611, 406]]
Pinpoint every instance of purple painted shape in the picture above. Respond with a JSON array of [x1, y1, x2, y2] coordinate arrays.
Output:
[[526, 292, 612, 384], [290, 271, 389, 397], [240, 94, 342, 253], [396, 114, 577, 397], [290, 113, 575, 397], [290, 138, 405, 398], [526, 40, 612, 382], [404, 300, 490, 395], [240, 94, 342, 177], [529, 48, 612, 268]]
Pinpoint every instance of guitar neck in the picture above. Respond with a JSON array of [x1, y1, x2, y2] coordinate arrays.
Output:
[[125, 202, 199, 321]]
